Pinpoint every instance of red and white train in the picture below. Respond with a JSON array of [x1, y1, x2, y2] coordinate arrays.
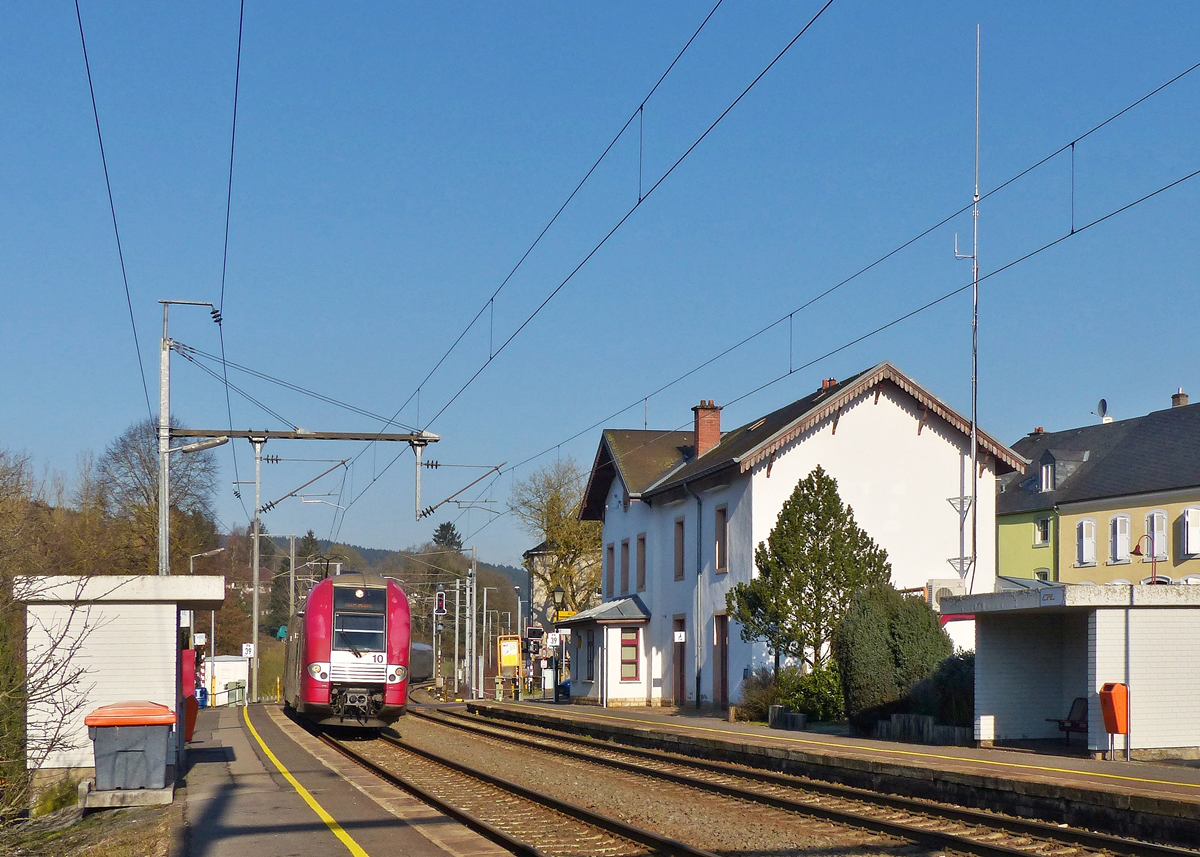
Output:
[[284, 572, 412, 727]]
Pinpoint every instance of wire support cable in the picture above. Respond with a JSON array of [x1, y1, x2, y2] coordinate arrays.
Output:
[[174, 342, 417, 430], [175, 346, 299, 429], [362, 0, 727, 446], [73, 0, 152, 420], [422, 0, 838, 433]]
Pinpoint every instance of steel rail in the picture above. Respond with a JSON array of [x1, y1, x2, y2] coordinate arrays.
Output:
[[419, 708, 1200, 857], [316, 732, 545, 857], [320, 730, 719, 857]]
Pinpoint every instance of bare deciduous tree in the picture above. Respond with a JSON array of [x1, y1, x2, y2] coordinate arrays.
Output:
[[510, 458, 601, 617]]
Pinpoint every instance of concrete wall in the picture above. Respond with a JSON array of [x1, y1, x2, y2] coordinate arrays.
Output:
[[975, 612, 1088, 740], [1089, 608, 1200, 752], [26, 601, 177, 769]]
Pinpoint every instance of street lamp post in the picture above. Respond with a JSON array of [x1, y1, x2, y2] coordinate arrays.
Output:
[[514, 585, 523, 638], [1131, 533, 1160, 584]]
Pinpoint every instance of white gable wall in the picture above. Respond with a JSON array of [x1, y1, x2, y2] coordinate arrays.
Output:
[[749, 385, 997, 651]]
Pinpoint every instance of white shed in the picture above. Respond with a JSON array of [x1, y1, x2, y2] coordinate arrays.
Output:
[[557, 596, 652, 706], [205, 655, 250, 707], [944, 583, 1200, 759], [16, 574, 225, 780]]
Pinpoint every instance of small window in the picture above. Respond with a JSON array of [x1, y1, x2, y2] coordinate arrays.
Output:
[[1110, 515, 1131, 563], [586, 629, 595, 681], [1034, 518, 1050, 546], [715, 505, 728, 573], [605, 544, 615, 597], [1140, 574, 1173, 585], [674, 519, 685, 581], [620, 540, 630, 594], [1077, 519, 1096, 566], [1034, 568, 1050, 581], [1041, 462, 1055, 492], [620, 628, 639, 681], [1183, 508, 1200, 557], [1145, 511, 1168, 560], [636, 534, 646, 592]]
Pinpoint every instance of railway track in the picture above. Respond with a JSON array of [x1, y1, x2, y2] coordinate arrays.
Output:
[[413, 707, 1200, 857], [317, 728, 718, 857]]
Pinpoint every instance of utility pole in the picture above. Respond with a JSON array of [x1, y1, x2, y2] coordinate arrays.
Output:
[[453, 579, 461, 694], [468, 547, 477, 698], [289, 534, 297, 619], [158, 304, 170, 577], [250, 436, 265, 703]]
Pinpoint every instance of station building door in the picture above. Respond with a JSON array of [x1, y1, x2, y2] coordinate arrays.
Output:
[[714, 614, 729, 709]]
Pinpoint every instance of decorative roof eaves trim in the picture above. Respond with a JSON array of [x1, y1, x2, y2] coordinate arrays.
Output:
[[738, 363, 1026, 474]]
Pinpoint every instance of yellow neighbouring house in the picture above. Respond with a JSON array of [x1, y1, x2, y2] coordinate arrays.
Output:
[[997, 389, 1200, 585]]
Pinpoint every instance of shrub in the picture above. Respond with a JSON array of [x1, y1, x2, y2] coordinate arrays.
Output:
[[833, 588, 899, 718], [931, 651, 974, 726], [832, 584, 952, 722], [734, 667, 780, 722], [778, 663, 844, 722]]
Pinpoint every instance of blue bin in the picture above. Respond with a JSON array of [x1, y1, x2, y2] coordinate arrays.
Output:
[[197, 687, 208, 709]]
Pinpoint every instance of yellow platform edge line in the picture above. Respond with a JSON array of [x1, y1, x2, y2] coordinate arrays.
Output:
[[242, 706, 371, 857], [569, 709, 1200, 792]]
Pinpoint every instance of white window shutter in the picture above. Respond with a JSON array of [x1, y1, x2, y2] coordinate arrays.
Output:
[[1115, 515, 1130, 561], [1079, 520, 1096, 565], [1152, 512, 1168, 559], [1186, 509, 1200, 556]]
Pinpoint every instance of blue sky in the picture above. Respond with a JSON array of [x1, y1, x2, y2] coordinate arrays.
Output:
[[4, 3, 1199, 566]]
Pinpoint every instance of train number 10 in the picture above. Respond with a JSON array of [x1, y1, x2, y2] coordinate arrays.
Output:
[[372, 653, 385, 664]]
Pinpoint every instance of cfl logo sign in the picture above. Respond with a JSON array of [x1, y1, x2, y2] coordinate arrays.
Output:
[[434, 591, 447, 615]]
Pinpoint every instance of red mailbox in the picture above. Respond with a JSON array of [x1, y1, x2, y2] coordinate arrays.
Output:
[[1099, 682, 1128, 734]]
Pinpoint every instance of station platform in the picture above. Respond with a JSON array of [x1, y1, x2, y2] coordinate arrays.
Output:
[[469, 699, 1200, 846], [179, 704, 508, 857]]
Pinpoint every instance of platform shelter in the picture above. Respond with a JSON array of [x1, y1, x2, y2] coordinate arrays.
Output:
[[943, 584, 1200, 759], [16, 574, 225, 786]]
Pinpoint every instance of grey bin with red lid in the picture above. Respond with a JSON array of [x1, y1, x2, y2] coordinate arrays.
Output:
[[84, 701, 176, 790]]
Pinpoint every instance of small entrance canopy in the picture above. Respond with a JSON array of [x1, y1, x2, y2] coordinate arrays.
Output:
[[554, 595, 651, 630], [556, 596, 651, 708], [943, 584, 1200, 758]]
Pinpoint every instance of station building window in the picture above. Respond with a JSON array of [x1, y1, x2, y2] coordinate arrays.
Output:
[[674, 519, 685, 581], [715, 505, 728, 573], [605, 543, 615, 598], [1109, 514, 1131, 564], [1034, 518, 1050, 547], [1145, 511, 1168, 560], [620, 629, 639, 681], [636, 534, 646, 592], [1076, 519, 1096, 567], [620, 539, 630, 595], [586, 629, 595, 681]]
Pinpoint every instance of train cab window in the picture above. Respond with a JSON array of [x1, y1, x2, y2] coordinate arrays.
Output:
[[334, 613, 385, 653]]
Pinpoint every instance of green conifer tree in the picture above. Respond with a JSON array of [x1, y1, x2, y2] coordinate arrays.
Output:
[[726, 465, 891, 672]]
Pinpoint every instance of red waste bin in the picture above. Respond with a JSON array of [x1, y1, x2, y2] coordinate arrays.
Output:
[[1099, 683, 1128, 735]]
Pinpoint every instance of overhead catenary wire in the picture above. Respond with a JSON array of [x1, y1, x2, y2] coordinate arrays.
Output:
[[175, 346, 299, 429], [73, 0, 153, 420], [458, 159, 1200, 545], [421, 0, 839, 432], [367, 0, 729, 445]]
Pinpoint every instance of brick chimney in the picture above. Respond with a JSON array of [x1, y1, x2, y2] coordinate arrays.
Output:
[[821, 378, 837, 390], [1173, 387, 1189, 408], [692, 399, 722, 458]]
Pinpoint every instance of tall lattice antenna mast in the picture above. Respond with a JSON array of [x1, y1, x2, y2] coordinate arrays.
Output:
[[954, 25, 981, 592]]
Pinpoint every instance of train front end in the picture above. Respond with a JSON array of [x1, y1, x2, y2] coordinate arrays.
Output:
[[299, 574, 411, 727]]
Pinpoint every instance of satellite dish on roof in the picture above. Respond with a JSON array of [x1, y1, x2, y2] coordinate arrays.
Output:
[[1097, 398, 1108, 419]]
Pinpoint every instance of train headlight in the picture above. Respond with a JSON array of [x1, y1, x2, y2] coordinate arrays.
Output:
[[307, 662, 330, 681], [387, 665, 408, 683]]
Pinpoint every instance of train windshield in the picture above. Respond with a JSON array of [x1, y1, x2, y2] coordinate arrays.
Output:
[[334, 613, 386, 653]]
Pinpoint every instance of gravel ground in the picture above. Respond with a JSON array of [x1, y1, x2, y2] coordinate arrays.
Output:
[[386, 716, 937, 857]]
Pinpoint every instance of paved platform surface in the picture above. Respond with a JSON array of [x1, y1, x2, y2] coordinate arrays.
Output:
[[179, 704, 508, 857]]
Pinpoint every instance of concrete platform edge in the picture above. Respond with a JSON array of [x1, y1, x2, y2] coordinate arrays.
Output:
[[469, 702, 1200, 848]]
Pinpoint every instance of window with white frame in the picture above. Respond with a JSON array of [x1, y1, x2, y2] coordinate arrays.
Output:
[[1110, 515, 1131, 563], [1034, 517, 1050, 546], [1041, 462, 1055, 492], [1145, 511, 1168, 560], [1183, 508, 1200, 558], [620, 628, 639, 681], [1035, 568, 1050, 581], [673, 518, 685, 581], [1077, 519, 1096, 566]]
